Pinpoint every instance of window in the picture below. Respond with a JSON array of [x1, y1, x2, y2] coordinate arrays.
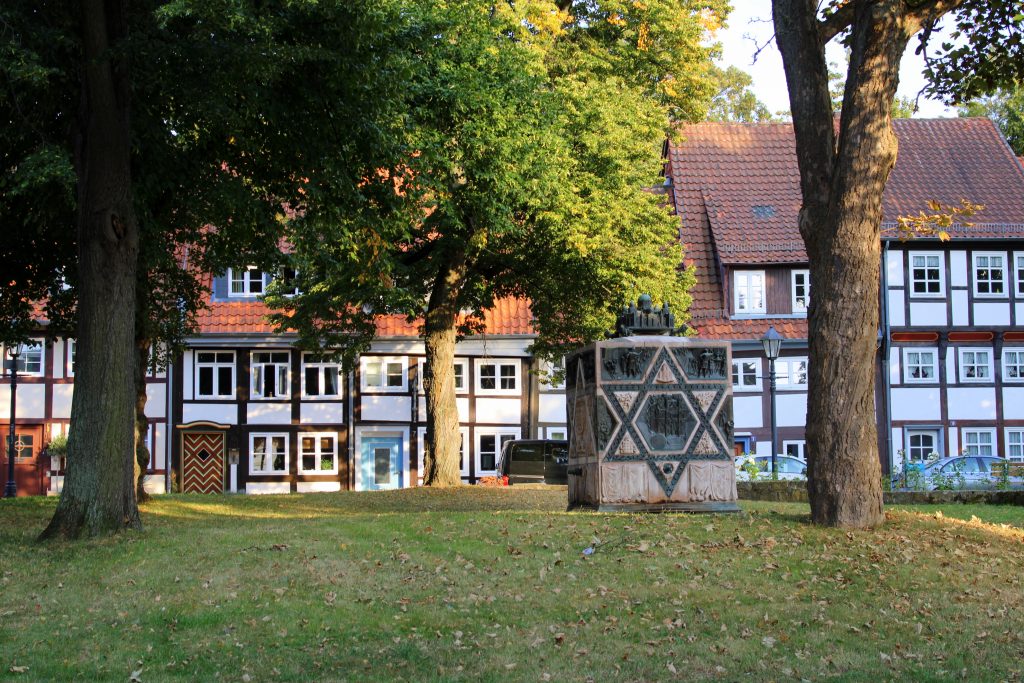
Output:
[[734, 271, 766, 314], [902, 348, 938, 383], [196, 351, 235, 398], [791, 270, 810, 313], [68, 339, 77, 377], [545, 428, 567, 440], [361, 357, 407, 392], [909, 252, 944, 296], [1007, 429, 1024, 463], [476, 430, 519, 475], [5, 341, 44, 376], [1004, 349, 1024, 382], [250, 433, 288, 474], [417, 426, 470, 481], [973, 253, 1006, 296], [906, 430, 939, 463], [539, 359, 566, 390], [958, 348, 992, 382], [417, 358, 468, 393], [475, 359, 520, 395], [776, 358, 808, 387], [298, 433, 338, 474], [962, 429, 995, 457], [731, 359, 761, 391], [276, 267, 300, 297], [251, 351, 291, 399], [228, 267, 267, 297], [302, 354, 343, 398], [783, 440, 806, 460], [1015, 253, 1024, 297]]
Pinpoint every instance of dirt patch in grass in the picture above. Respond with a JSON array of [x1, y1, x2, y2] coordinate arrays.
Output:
[[2, 492, 1023, 681]]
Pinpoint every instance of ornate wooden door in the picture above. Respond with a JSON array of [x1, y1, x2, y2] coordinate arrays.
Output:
[[181, 432, 225, 494]]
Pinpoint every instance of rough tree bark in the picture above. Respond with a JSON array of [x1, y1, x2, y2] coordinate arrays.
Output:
[[773, 0, 943, 528], [41, 0, 141, 539], [421, 252, 468, 487], [134, 337, 151, 503]]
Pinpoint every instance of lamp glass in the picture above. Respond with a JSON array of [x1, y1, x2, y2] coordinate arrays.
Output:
[[760, 327, 783, 360]]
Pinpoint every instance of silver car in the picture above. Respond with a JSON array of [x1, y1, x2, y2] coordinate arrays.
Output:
[[917, 455, 1024, 490], [735, 455, 806, 481]]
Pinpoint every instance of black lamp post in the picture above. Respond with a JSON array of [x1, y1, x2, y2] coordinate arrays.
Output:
[[760, 326, 783, 477], [4, 342, 25, 498]]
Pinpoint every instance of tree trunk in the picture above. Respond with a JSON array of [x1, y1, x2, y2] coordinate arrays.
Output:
[[421, 253, 468, 487], [135, 338, 151, 503], [41, 0, 141, 539], [774, 0, 915, 528]]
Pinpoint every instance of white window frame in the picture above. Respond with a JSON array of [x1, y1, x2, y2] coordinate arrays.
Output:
[[1006, 428, 1024, 463], [227, 266, 269, 298], [908, 252, 945, 298], [67, 339, 77, 377], [250, 351, 291, 400], [195, 351, 236, 399], [474, 358, 521, 396], [4, 340, 45, 377], [417, 426, 470, 483], [731, 359, 762, 391], [782, 440, 806, 460], [297, 432, 339, 475], [1002, 348, 1024, 383], [902, 347, 939, 384], [543, 427, 568, 440], [962, 428, 996, 457], [906, 429, 941, 463], [791, 269, 810, 313], [538, 359, 566, 390], [1014, 252, 1024, 298], [475, 428, 520, 476], [417, 358, 469, 394], [301, 353, 344, 398], [972, 252, 1007, 298], [734, 270, 766, 314], [275, 267, 301, 297], [249, 432, 289, 475], [775, 357, 808, 389], [360, 356, 408, 392], [958, 348, 993, 383]]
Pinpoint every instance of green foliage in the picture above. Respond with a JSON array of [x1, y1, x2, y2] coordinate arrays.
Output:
[[930, 459, 966, 491], [44, 432, 68, 458], [958, 84, 1024, 155], [706, 65, 776, 122]]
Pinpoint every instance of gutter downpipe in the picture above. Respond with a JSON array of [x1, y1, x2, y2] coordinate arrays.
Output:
[[880, 240, 894, 477]]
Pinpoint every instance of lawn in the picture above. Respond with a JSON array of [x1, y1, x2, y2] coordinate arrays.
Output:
[[2, 490, 1023, 682]]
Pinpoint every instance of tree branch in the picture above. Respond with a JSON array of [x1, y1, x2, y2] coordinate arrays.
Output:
[[818, 1, 856, 44], [904, 0, 967, 27]]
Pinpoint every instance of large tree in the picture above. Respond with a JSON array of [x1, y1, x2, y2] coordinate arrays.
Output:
[[272, 0, 724, 486], [771, 0, 1023, 527]]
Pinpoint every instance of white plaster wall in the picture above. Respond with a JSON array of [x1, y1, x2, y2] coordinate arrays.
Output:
[[947, 427, 959, 457], [951, 290, 969, 326], [247, 402, 292, 425], [775, 393, 808, 427], [475, 397, 521, 424], [361, 395, 412, 422], [145, 383, 166, 419], [973, 302, 1011, 326], [891, 428, 904, 461], [889, 347, 900, 385], [183, 350, 194, 401], [416, 397, 469, 422], [887, 290, 906, 326], [1002, 387, 1024, 419], [539, 394, 566, 423], [52, 339, 64, 379], [143, 475, 166, 495], [909, 301, 948, 327], [1016, 303, 1024, 324], [887, 249, 904, 285], [947, 387, 997, 420], [733, 395, 763, 429], [0, 384, 46, 419], [300, 402, 346, 425], [755, 440, 771, 456], [182, 403, 237, 425], [51, 385, 74, 419], [890, 387, 942, 420], [949, 250, 968, 287], [297, 481, 342, 493], [246, 481, 290, 495], [946, 353, 957, 384], [153, 423, 166, 470]]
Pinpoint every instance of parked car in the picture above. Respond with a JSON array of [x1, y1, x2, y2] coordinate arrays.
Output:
[[734, 455, 807, 481], [497, 439, 569, 485], [900, 455, 1024, 490]]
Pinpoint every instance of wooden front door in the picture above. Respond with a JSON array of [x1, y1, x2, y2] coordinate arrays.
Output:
[[181, 432, 225, 494], [1, 425, 45, 496]]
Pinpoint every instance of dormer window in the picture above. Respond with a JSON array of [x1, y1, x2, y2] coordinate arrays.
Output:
[[734, 271, 765, 315], [228, 267, 267, 297], [791, 270, 810, 313]]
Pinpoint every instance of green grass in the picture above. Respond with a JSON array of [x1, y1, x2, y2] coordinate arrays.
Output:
[[2, 491, 1024, 682]]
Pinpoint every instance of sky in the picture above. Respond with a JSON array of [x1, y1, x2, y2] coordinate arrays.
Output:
[[716, 2, 957, 119]]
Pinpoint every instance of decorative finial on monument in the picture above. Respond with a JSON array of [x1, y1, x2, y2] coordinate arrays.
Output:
[[615, 294, 676, 337]]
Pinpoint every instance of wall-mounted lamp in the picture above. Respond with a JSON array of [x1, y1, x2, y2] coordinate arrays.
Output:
[[228, 447, 240, 466]]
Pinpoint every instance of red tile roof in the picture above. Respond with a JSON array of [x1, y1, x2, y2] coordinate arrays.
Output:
[[197, 295, 535, 337], [667, 117, 1024, 341]]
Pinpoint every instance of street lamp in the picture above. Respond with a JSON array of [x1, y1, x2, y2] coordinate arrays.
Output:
[[4, 342, 26, 498], [760, 326, 783, 477]]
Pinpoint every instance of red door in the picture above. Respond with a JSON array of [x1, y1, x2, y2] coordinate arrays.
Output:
[[1, 425, 46, 496], [181, 432, 225, 494]]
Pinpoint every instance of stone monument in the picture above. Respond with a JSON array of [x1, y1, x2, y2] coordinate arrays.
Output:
[[565, 295, 738, 512]]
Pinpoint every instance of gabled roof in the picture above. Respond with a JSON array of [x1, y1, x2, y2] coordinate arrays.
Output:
[[666, 117, 1024, 341]]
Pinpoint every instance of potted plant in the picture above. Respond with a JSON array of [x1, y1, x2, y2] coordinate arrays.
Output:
[[45, 433, 68, 472]]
